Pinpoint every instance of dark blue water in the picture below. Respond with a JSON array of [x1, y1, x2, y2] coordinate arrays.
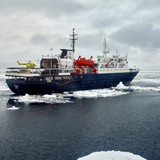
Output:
[[0, 91, 160, 160], [0, 69, 160, 160]]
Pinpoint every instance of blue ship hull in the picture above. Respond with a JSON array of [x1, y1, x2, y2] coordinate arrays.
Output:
[[6, 71, 138, 95]]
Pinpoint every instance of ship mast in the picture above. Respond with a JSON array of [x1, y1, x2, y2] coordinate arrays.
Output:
[[103, 35, 107, 55], [103, 35, 110, 57], [70, 28, 78, 53], [103, 35, 110, 60]]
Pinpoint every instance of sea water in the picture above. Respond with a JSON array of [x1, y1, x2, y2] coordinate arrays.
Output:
[[0, 69, 160, 160]]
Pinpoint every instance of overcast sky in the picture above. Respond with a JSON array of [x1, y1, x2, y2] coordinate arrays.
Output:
[[0, 0, 160, 68]]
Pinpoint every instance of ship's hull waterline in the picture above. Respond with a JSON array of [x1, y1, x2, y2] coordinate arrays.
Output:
[[6, 71, 138, 95]]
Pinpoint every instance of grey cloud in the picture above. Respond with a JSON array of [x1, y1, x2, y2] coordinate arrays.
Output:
[[89, 1, 139, 30], [30, 34, 51, 45], [0, 0, 89, 17], [111, 23, 160, 50], [30, 33, 71, 49], [91, 17, 119, 29], [89, 0, 160, 31], [0, 34, 24, 43], [78, 31, 105, 50], [138, 0, 160, 9]]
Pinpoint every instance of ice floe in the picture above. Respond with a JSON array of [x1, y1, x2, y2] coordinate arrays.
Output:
[[77, 151, 147, 160], [13, 93, 72, 104], [7, 106, 20, 110], [9, 88, 129, 104]]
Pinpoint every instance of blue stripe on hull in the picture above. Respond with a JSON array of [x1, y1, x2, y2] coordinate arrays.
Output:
[[61, 72, 138, 91], [6, 71, 138, 95]]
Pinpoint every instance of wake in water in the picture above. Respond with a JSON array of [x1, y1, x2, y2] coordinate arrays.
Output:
[[6, 88, 129, 106], [0, 69, 10, 95], [73, 88, 129, 98], [114, 82, 160, 92], [77, 151, 147, 160], [6, 81, 160, 106], [0, 80, 10, 93]]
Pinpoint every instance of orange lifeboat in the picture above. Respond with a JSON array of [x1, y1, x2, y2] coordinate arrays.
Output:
[[74, 56, 97, 74], [74, 56, 94, 67]]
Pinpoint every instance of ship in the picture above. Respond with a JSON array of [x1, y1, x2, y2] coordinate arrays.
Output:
[[5, 28, 139, 95]]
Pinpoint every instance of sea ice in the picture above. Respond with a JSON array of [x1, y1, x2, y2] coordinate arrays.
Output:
[[77, 151, 147, 160], [7, 106, 20, 110]]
